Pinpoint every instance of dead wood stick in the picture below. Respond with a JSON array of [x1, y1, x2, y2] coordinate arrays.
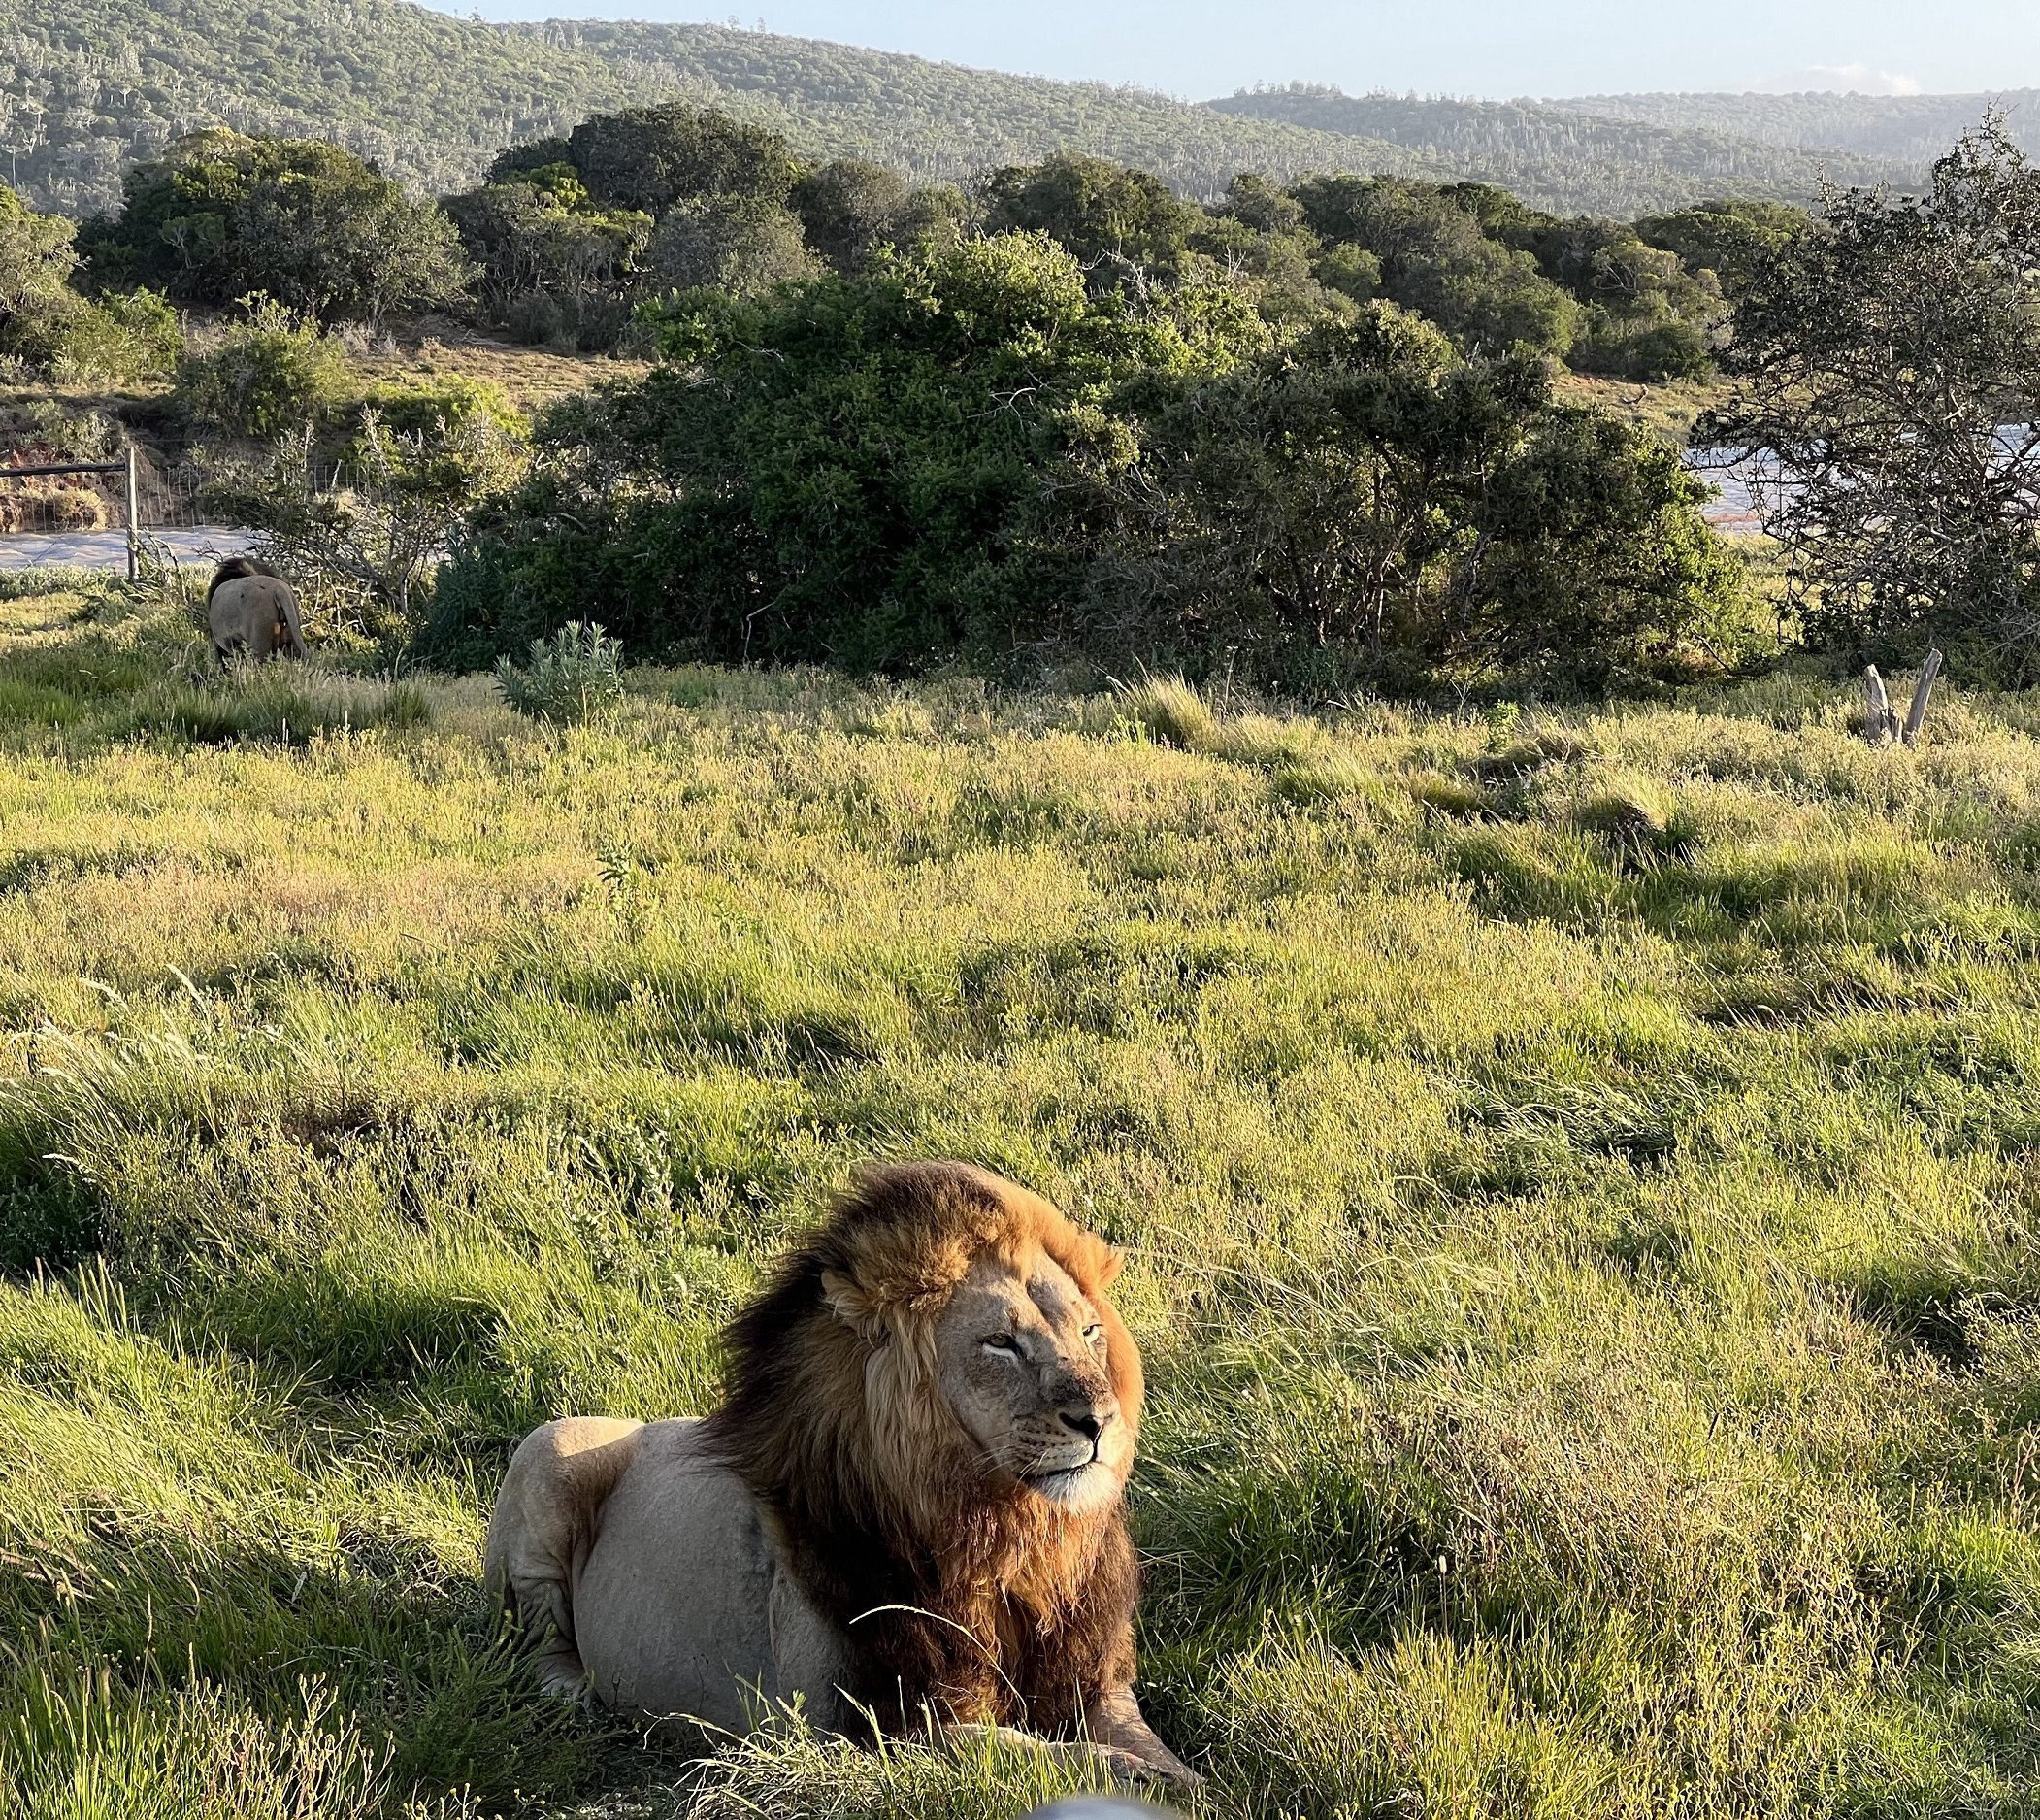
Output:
[[1902, 648, 1944, 745], [1864, 667, 1898, 745]]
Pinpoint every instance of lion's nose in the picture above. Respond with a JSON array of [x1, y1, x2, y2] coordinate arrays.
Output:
[[1058, 1408, 1109, 1443]]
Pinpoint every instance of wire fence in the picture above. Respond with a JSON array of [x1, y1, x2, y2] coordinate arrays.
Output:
[[0, 448, 219, 537], [0, 449, 252, 575], [131, 458, 214, 532]]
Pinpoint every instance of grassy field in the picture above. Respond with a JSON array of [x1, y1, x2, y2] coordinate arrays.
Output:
[[4, 573, 2040, 1818]]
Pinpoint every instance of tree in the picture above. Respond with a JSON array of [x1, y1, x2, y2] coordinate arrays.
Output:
[[1636, 200, 1812, 301], [565, 105, 800, 215], [982, 153, 1200, 281], [790, 159, 912, 273], [1517, 217, 1719, 380], [1440, 406, 1740, 681], [0, 182, 84, 365], [1081, 306, 1524, 667], [1706, 120, 2040, 670], [82, 131, 470, 324], [1187, 175, 1337, 320], [642, 196, 821, 299], [1292, 176, 1578, 356], [445, 165, 651, 347], [1079, 305, 1733, 684]]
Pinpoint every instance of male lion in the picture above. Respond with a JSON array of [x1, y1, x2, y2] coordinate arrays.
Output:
[[485, 1160, 1197, 1790], [207, 557, 304, 664]]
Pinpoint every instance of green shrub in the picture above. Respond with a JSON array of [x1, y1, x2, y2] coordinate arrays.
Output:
[[494, 620, 625, 720], [53, 289, 182, 382], [173, 298, 355, 438]]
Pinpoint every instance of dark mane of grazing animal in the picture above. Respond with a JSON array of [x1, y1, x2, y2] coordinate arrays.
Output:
[[206, 556, 281, 607], [704, 1161, 1143, 1737]]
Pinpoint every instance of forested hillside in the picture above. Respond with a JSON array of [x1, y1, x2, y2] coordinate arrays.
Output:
[[1, 0, 1916, 220], [0, 1, 1417, 218], [1546, 90, 2040, 168], [1206, 86, 1915, 215], [501, 18, 1432, 200], [0, 0, 639, 215]]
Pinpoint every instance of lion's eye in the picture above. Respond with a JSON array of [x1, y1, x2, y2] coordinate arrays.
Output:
[[982, 1336, 1021, 1358], [1083, 1324, 1104, 1345]]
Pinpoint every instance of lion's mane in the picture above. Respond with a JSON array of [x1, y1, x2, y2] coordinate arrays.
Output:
[[705, 1160, 1145, 1736], [206, 556, 282, 607]]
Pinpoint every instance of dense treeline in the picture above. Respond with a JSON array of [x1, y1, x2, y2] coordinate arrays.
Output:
[[425, 233, 1738, 690], [1211, 87, 1910, 215], [0, 0, 1918, 221], [400, 109, 1755, 690], [424, 107, 1797, 376], [52, 103, 1780, 374], [48, 102, 2010, 694], [1549, 90, 2040, 168]]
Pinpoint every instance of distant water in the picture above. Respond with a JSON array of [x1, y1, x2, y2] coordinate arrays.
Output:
[[1687, 448, 1765, 533], [1689, 426, 2036, 536]]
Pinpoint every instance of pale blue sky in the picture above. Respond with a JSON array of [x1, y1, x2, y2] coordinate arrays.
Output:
[[424, 0, 2040, 100]]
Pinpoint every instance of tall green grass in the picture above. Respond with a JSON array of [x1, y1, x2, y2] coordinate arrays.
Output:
[[3, 604, 2040, 1815]]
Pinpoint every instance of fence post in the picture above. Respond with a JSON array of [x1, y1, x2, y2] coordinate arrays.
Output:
[[124, 445, 140, 581]]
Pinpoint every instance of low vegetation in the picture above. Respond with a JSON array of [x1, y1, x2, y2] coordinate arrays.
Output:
[[5, 579, 2040, 1814]]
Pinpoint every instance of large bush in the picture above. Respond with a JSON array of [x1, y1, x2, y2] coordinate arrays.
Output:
[[565, 105, 801, 215], [983, 151, 1200, 277], [428, 236, 1733, 689], [0, 183, 86, 370], [1075, 306, 1738, 686], [429, 231, 1246, 672], [453, 108, 821, 348], [444, 163, 652, 350], [55, 289, 184, 382], [1293, 176, 1580, 358], [641, 196, 822, 299], [82, 130, 471, 325]]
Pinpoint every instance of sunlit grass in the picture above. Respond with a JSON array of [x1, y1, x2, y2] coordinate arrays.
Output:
[[2, 593, 2038, 1815]]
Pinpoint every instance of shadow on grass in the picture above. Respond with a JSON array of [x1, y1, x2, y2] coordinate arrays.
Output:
[[0, 1515, 652, 1812]]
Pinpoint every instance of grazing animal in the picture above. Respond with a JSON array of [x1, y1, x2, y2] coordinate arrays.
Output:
[[206, 557, 304, 663], [484, 1160, 1197, 1791]]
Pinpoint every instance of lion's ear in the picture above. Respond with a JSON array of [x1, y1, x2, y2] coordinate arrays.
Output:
[[1060, 1229, 1124, 1291], [821, 1267, 886, 1341]]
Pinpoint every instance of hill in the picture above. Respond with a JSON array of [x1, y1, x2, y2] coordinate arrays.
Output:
[[0, 0, 1422, 218], [1203, 84, 1918, 215], [0, 0, 1918, 221], [1544, 90, 2040, 170]]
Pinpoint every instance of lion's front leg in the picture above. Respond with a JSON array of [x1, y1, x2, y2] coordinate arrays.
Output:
[[1082, 1686, 1201, 1791]]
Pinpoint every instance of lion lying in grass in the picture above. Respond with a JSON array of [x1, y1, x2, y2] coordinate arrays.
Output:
[[206, 558, 304, 664], [485, 1160, 1198, 1791]]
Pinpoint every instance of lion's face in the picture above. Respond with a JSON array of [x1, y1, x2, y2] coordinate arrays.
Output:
[[932, 1246, 1135, 1516]]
